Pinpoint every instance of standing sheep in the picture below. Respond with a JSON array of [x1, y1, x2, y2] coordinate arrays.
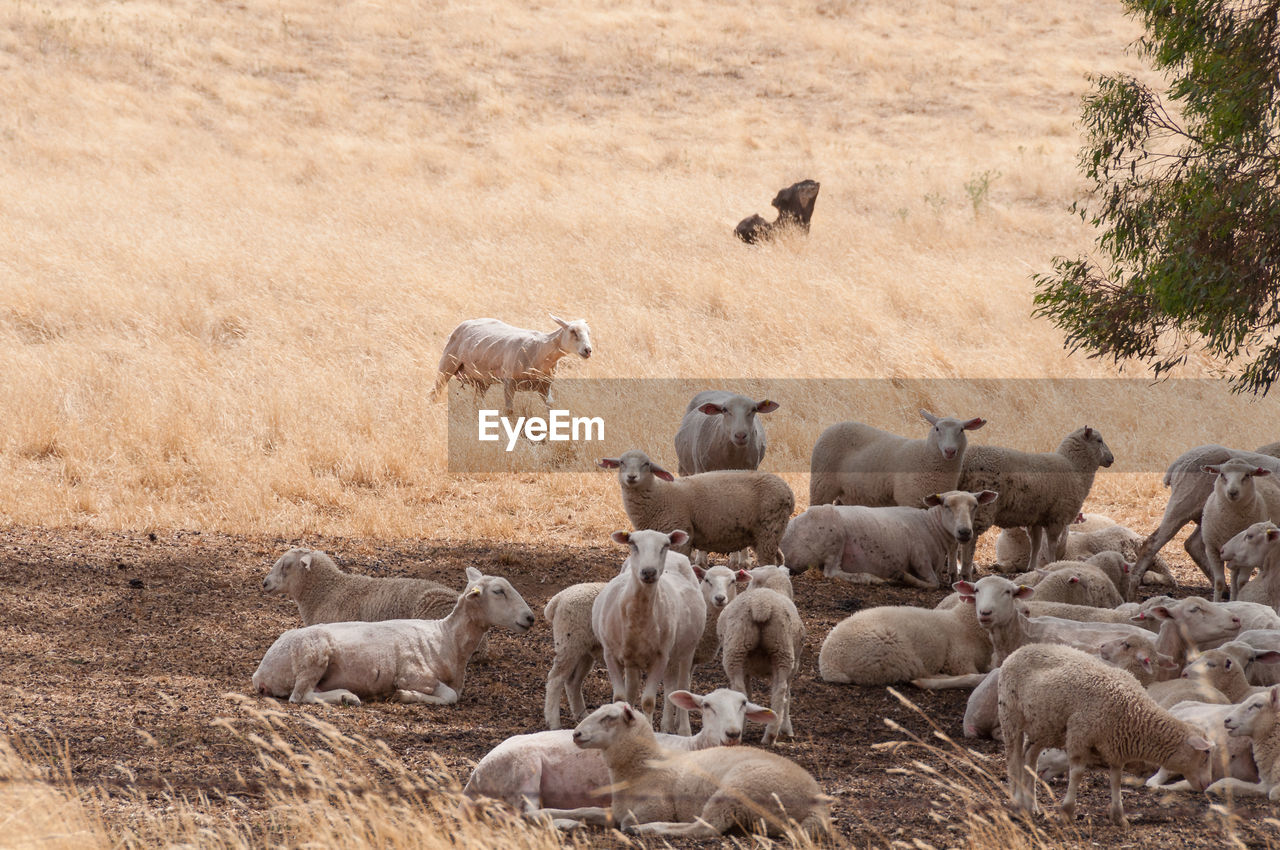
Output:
[[809, 409, 987, 510], [592, 530, 706, 735], [674, 391, 779, 475], [599, 450, 794, 565], [543, 582, 607, 730], [432, 315, 593, 415], [252, 568, 534, 706], [998, 643, 1212, 827], [958, 426, 1115, 581], [717, 566, 805, 745], [692, 565, 739, 667], [1200, 459, 1280, 600]]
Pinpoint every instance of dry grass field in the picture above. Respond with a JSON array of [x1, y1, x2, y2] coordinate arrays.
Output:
[[5, 0, 1280, 846]]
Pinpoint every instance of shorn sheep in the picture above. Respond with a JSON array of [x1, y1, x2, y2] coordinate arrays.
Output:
[[432, 315, 593, 415], [252, 568, 534, 705], [998, 643, 1212, 828], [541, 701, 832, 838], [1200, 459, 1280, 600], [809, 409, 987, 514], [592, 530, 706, 735], [717, 565, 805, 745], [464, 688, 776, 827], [674, 390, 778, 475], [599, 450, 794, 565], [958, 426, 1115, 583], [543, 582, 607, 730], [781, 490, 998, 588]]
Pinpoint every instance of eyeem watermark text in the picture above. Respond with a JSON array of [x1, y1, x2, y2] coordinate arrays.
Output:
[[478, 409, 605, 451]]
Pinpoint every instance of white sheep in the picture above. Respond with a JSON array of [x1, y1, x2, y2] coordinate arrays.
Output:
[[674, 390, 778, 475], [998, 643, 1212, 827], [1027, 561, 1124, 608], [592, 529, 706, 735], [1225, 631, 1280, 684], [818, 580, 994, 686], [543, 582, 606, 730], [465, 688, 777, 827], [1097, 633, 1178, 685], [1129, 443, 1280, 596], [957, 426, 1115, 582], [1221, 520, 1280, 610], [252, 567, 534, 705], [1200, 459, 1280, 600], [808, 409, 987, 511], [539, 701, 832, 838], [692, 565, 739, 667], [1145, 700, 1260, 790], [1012, 551, 1131, 601], [996, 522, 1175, 588], [781, 490, 998, 587], [598, 450, 794, 565], [1206, 685, 1280, 800], [431, 315, 593, 415], [717, 565, 804, 745]]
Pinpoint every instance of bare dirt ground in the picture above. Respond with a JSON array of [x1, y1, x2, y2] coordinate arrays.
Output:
[[2, 524, 1276, 847]]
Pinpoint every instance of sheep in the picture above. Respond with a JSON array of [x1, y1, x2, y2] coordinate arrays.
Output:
[[465, 688, 777, 827], [598, 450, 794, 565], [1225, 631, 1280, 684], [734, 179, 821, 244], [692, 565, 739, 666], [431, 315, 593, 415], [782, 490, 998, 588], [674, 391, 778, 476], [1097, 633, 1179, 685], [543, 582, 607, 730], [808, 410, 987, 521], [998, 643, 1212, 827], [1177, 647, 1280, 703], [252, 568, 534, 705], [717, 566, 804, 745], [541, 701, 832, 838], [1128, 443, 1280, 596], [957, 426, 1115, 583], [1012, 551, 1131, 601], [592, 529, 706, 735], [1027, 561, 1124, 608], [1145, 700, 1260, 790], [818, 580, 995, 686], [1200, 459, 1280, 600], [1221, 520, 1280, 610], [1206, 685, 1280, 800], [996, 522, 1176, 587]]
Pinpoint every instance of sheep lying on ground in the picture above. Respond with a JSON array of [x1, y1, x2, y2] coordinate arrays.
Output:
[[1011, 551, 1131, 601], [998, 643, 1212, 828], [808, 410, 987, 523], [465, 688, 776, 828], [543, 582, 606, 730], [958, 426, 1115, 582], [718, 566, 804, 745], [734, 179, 821, 244], [1027, 560, 1125, 608], [1226, 631, 1280, 684], [592, 530, 706, 735], [996, 521, 1175, 587], [540, 701, 832, 837], [781, 490, 997, 588], [674, 390, 778, 475], [1222, 521, 1280, 610], [1129, 443, 1280, 596], [1145, 700, 1260, 790], [599, 451, 794, 565], [1200, 459, 1280, 600], [1097, 633, 1178, 685], [252, 568, 534, 705], [432, 315, 593, 415], [1207, 686, 1280, 800]]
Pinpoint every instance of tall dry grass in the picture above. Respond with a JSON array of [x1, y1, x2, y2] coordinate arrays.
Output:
[[1, 0, 1271, 543]]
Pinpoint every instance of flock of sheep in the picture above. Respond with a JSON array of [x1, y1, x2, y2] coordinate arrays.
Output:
[[247, 313, 1280, 837]]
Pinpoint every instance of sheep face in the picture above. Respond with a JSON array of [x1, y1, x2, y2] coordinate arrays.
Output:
[[1224, 687, 1280, 737], [695, 396, 778, 448], [262, 547, 313, 594], [1076, 426, 1115, 468], [572, 701, 640, 749], [1148, 597, 1242, 648], [1096, 634, 1162, 675], [599, 450, 674, 487], [549, 314, 593, 359], [612, 528, 688, 585], [923, 489, 997, 543], [1207, 459, 1271, 504], [1221, 520, 1280, 567], [693, 564, 737, 610], [667, 688, 776, 747], [463, 568, 535, 633], [954, 574, 1032, 628], [919, 410, 987, 461]]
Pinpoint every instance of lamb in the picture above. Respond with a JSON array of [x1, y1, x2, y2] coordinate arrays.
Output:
[[1128, 443, 1280, 596], [543, 582, 606, 730], [1027, 561, 1124, 608], [957, 426, 1115, 583], [1012, 551, 1131, 601], [734, 179, 821, 244], [996, 522, 1175, 587], [592, 530, 706, 735], [717, 566, 805, 745], [781, 490, 998, 588], [599, 451, 794, 565], [1145, 700, 1260, 789], [1206, 685, 1280, 800], [692, 565, 739, 666], [252, 568, 534, 705], [541, 701, 832, 838], [998, 643, 1212, 827], [808, 410, 987, 521], [1200, 459, 1280, 600], [1224, 631, 1280, 684], [431, 315, 593, 415], [818, 581, 994, 686], [1097, 633, 1178, 685], [1176, 647, 1279, 703], [1221, 520, 1280, 610], [465, 688, 777, 827], [674, 391, 778, 475]]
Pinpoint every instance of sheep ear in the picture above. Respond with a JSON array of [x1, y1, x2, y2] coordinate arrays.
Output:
[[1122, 561, 1134, 574], [697, 403, 726, 416], [923, 493, 943, 507], [919, 409, 939, 425], [976, 490, 999, 504], [736, 569, 751, 581], [549, 313, 569, 328], [620, 703, 637, 724], [1257, 468, 1273, 477], [745, 703, 777, 724], [1068, 575, 1080, 584], [667, 529, 689, 547], [651, 463, 675, 482], [667, 690, 699, 711], [1155, 653, 1180, 670], [610, 530, 632, 546], [963, 417, 987, 431], [1268, 529, 1280, 543], [952, 580, 976, 594], [692, 565, 706, 580], [1188, 734, 1212, 752], [755, 400, 779, 414], [1203, 465, 1221, 474], [1149, 606, 1174, 620], [465, 567, 483, 583], [1015, 585, 1036, 599], [1074, 513, 1085, 523], [1083, 426, 1094, 438], [1256, 650, 1280, 664], [1138, 655, 1154, 674], [598, 458, 621, 469]]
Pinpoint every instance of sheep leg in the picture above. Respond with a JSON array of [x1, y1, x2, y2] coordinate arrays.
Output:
[[544, 648, 593, 729], [393, 685, 457, 705], [536, 806, 613, 827], [626, 820, 721, 838], [1184, 525, 1212, 580], [1206, 777, 1271, 797], [960, 539, 978, 582], [295, 688, 361, 706], [1230, 560, 1255, 599], [899, 571, 939, 590], [565, 654, 595, 720], [287, 661, 332, 704], [665, 657, 693, 736], [1144, 768, 1172, 788], [1059, 762, 1084, 820], [623, 666, 641, 707], [753, 532, 784, 567], [1107, 766, 1128, 828], [646, 658, 672, 731], [1206, 548, 1228, 602], [763, 663, 791, 745], [912, 673, 988, 689], [826, 569, 888, 585], [1129, 512, 1193, 596], [602, 651, 627, 704], [502, 379, 516, 417], [1026, 525, 1047, 575]]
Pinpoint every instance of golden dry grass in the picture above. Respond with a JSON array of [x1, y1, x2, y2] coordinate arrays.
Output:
[[3, 0, 1277, 548]]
